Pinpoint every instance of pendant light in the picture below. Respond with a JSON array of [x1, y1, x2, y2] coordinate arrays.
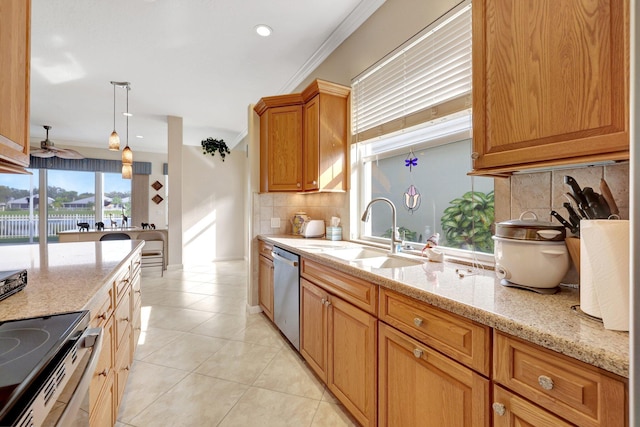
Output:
[[121, 82, 133, 179], [108, 81, 121, 150]]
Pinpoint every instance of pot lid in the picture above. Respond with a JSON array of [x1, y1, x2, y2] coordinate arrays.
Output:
[[495, 211, 566, 241]]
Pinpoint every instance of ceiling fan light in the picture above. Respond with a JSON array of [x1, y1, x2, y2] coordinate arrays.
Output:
[[122, 145, 133, 164], [122, 163, 132, 179], [109, 130, 120, 151]]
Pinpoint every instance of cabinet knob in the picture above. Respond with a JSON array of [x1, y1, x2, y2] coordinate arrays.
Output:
[[413, 317, 423, 327], [321, 298, 326, 305], [98, 369, 108, 377], [412, 348, 423, 358], [471, 152, 479, 160], [312, 180, 317, 185], [121, 317, 129, 322], [297, 183, 301, 188], [492, 402, 506, 416], [97, 313, 107, 320], [538, 375, 554, 390], [325, 300, 331, 307]]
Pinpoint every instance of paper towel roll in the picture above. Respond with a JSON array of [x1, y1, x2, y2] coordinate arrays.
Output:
[[580, 220, 630, 331]]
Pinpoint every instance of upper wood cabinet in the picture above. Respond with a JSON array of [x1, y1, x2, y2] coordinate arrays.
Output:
[[254, 79, 350, 192], [0, 0, 31, 169], [471, 0, 629, 175]]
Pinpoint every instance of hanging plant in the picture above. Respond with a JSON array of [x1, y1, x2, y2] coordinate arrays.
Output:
[[201, 138, 231, 161]]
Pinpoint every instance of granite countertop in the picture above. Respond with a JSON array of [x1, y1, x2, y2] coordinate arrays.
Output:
[[0, 241, 144, 322], [259, 235, 629, 378]]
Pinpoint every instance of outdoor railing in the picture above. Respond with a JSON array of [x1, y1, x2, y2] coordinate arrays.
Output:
[[0, 214, 105, 239]]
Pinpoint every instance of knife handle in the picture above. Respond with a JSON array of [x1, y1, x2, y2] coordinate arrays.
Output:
[[600, 178, 619, 216]]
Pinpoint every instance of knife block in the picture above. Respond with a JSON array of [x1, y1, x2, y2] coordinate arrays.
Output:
[[565, 236, 580, 278]]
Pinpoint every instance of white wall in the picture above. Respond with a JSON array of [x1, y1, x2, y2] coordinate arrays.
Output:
[[182, 145, 246, 263]]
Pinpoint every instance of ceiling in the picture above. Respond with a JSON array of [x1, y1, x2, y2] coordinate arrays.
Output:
[[29, 0, 384, 154]]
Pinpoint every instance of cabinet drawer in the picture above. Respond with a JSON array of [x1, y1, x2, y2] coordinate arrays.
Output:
[[114, 289, 131, 348], [492, 384, 573, 427], [301, 258, 377, 315], [114, 263, 131, 303], [258, 241, 273, 260], [91, 287, 114, 328], [494, 332, 627, 427], [379, 288, 490, 376]]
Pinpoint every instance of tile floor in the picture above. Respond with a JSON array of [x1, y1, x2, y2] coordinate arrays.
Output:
[[116, 260, 358, 427]]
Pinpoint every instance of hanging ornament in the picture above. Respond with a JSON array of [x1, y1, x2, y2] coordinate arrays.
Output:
[[405, 149, 418, 171], [403, 184, 421, 214]]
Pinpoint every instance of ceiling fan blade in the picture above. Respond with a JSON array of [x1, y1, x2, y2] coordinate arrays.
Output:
[[55, 148, 85, 160], [30, 148, 56, 158]]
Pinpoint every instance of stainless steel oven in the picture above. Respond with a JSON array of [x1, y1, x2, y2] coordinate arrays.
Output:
[[0, 311, 103, 427]]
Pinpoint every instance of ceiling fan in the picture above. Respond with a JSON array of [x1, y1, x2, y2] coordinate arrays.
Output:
[[31, 125, 84, 159]]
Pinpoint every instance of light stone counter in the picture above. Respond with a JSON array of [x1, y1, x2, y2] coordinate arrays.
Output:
[[0, 241, 144, 322], [259, 235, 629, 378]]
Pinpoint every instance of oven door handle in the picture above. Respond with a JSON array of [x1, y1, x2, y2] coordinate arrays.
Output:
[[56, 327, 104, 427]]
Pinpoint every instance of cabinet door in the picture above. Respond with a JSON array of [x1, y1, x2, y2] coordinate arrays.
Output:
[[302, 95, 320, 191], [300, 278, 328, 382], [378, 323, 489, 427], [89, 373, 115, 427], [492, 385, 573, 427], [0, 0, 30, 167], [472, 0, 629, 174], [303, 92, 349, 192], [327, 294, 377, 427], [258, 254, 274, 321], [260, 105, 303, 191]]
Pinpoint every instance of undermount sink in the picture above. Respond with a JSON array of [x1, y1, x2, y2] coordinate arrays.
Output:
[[323, 246, 388, 261], [354, 255, 424, 269]]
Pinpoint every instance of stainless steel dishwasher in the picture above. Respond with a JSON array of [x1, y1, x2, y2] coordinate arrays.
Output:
[[271, 246, 300, 350]]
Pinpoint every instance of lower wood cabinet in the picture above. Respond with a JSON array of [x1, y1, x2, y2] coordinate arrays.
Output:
[[258, 254, 274, 321], [378, 322, 490, 427], [88, 249, 141, 427], [492, 385, 573, 427], [300, 277, 377, 427], [493, 332, 627, 427]]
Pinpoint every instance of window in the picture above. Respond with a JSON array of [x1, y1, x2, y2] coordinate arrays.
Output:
[[0, 170, 40, 244], [104, 172, 132, 227], [352, 0, 495, 255]]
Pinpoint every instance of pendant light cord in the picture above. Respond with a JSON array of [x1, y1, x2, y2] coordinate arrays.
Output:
[[113, 83, 116, 130]]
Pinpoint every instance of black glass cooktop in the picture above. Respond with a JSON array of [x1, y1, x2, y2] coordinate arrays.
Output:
[[0, 311, 89, 420]]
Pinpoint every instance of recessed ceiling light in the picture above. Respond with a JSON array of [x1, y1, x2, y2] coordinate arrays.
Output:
[[255, 25, 272, 37], [136, 135, 144, 139], [123, 112, 133, 117]]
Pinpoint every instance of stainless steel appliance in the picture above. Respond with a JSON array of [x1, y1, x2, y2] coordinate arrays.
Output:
[[0, 311, 103, 427], [271, 246, 300, 350]]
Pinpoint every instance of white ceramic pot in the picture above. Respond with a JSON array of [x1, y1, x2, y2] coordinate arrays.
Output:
[[493, 236, 570, 288]]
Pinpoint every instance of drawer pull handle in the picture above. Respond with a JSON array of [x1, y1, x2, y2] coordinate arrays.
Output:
[[492, 402, 506, 416], [98, 369, 108, 377], [538, 375, 554, 390], [412, 348, 423, 358], [413, 317, 423, 327], [97, 313, 107, 320]]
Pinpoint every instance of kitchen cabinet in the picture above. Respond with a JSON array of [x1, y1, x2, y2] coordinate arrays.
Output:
[[300, 260, 377, 427], [0, 0, 31, 169], [378, 323, 490, 427], [492, 385, 573, 427], [88, 249, 141, 427], [301, 80, 350, 192], [471, 0, 629, 175], [258, 241, 274, 321], [378, 289, 490, 427], [254, 79, 350, 192], [493, 332, 627, 427]]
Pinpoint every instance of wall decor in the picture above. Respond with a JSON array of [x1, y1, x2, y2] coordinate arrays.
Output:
[[151, 180, 163, 191], [152, 194, 164, 205], [201, 137, 231, 161]]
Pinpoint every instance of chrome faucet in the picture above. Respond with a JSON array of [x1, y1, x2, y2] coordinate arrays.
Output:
[[361, 197, 402, 254]]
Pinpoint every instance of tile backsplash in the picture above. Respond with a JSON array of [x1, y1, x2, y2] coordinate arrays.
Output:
[[494, 162, 629, 224], [253, 192, 349, 238]]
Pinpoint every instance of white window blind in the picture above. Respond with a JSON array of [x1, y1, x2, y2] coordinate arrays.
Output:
[[352, 1, 472, 143]]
